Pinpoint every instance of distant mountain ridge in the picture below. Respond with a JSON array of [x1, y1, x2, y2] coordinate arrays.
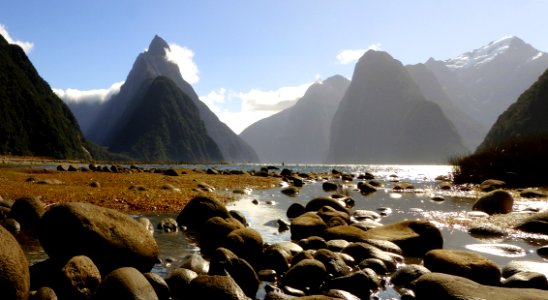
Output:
[[326, 50, 466, 163], [240, 75, 350, 163], [0, 34, 89, 159], [81, 35, 258, 162], [424, 36, 548, 149]]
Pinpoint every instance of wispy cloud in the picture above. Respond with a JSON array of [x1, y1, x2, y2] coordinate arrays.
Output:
[[0, 24, 34, 54], [336, 43, 382, 64], [166, 43, 199, 84], [200, 82, 312, 134], [53, 81, 124, 104]]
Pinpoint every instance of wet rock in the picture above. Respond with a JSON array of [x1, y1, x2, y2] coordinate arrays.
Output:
[[188, 275, 248, 299], [57, 255, 101, 299], [261, 243, 296, 274], [342, 242, 396, 272], [201, 217, 245, 253], [520, 189, 547, 198], [176, 196, 230, 231], [438, 181, 452, 190], [165, 268, 197, 299], [468, 224, 507, 237], [322, 181, 339, 192], [291, 212, 328, 241], [501, 271, 548, 290], [179, 253, 209, 275], [299, 236, 327, 250], [305, 197, 348, 214], [3, 218, 21, 235], [0, 224, 30, 299], [137, 217, 154, 236], [282, 258, 327, 292], [38, 202, 159, 274], [286, 203, 305, 219], [356, 220, 443, 257], [222, 227, 264, 267], [480, 179, 505, 192], [472, 190, 513, 215], [209, 247, 259, 298], [412, 272, 548, 300], [277, 219, 290, 232], [352, 210, 381, 222], [157, 218, 178, 233], [94, 267, 158, 300], [9, 196, 46, 235], [313, 248, 352, 277], [229, 210, 248, 227], [324, 289, 360, 300], [358, 258, 388, 275], [323, 225, 368, 242], [143, 272, 170, 300], [326, 239, 350, 252], [360, 239, 403, 255], [318, 206, 350, 224], [502, 260, 548, 279], [357, 181, 377, 194], [324, 269, 379, 299], [423, 249, 501, 285], [281, 186, 300, 197], [515, 211, 548, 234], [538, 246, 548, 258], [464, 243, 525, 258], [390, 264, 430, 287], [32, 286, 57, 300]]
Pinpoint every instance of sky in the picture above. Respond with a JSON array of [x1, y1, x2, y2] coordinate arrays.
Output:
[[1, 0, 548, 133]]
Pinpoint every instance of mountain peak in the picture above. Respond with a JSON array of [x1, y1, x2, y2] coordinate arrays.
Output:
[[147, 35, 170, 57], [444, 36, 539, 70]]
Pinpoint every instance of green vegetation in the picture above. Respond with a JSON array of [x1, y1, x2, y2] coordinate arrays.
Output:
[[453, 68, 548, 186], [108, 76, 224, 162]]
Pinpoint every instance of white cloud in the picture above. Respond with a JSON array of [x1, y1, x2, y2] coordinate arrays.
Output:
[[0, 24, 34, 54], [53, 81, 124, 104], [336, 43, 382, 64], [200, 82, 313, 134], [166, 43, 199, 84]]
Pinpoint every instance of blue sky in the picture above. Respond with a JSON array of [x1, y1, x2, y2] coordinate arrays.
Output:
[[1, 0, 547, 133]]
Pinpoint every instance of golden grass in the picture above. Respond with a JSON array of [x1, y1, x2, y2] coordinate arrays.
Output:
[[0, 167, 280, 214]]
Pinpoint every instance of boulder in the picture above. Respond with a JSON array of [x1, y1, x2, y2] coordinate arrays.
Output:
[[157, 218, 178, 233], [286, 203, 305, 219], [143, 272, 170, 300], [305, 197, 348, 214], [480, 179, 505, 192], [502, 260, 548, 279], [176, 196, 230, 231], [58, 255, 101, 299], [390, 264, 430, 287], [323, 225, 368, 242], [412, 272, 548, 300], [179, 253, 209, 275], [164, 268, 197, 299], [313, 249, 351, 278], [423, 249, 501, 285], [94, 267, 158, 300], [33, 287, 57, 300], [357, 220, 443, 257], [0, 225, 30, 300], [290, 212, 328, 241], [501, 271, 548, 290], [222, 228, 264, 267], [515, 211, 548, 234], [9, 196, 45, 235], [38, 202, 159, 274], [323, 269, 380, 299], [200, 216, 245, 253], [282, 258, 327, 292], [472, 190, 513, 215], [209, 247, 259, 298], [261, 243, 301, 274], [342, 242, 396, 272], [357, 182, 377, 194], [188, 275, 248, 300]]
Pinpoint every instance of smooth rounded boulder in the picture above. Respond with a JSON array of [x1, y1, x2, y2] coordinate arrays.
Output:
[[290, 212, 328, 241], [38, 202, 159, 274], [176, 196, 230, 231], [188, 275, 248, 300], [94, 267, 158, 300], [472, 189, 513, 215], [423, 249, 501, 285], [58, 255, 101, 299], [282, 258, 327, 292], [0, 225, 30, 300], [9, 196, 45, 234], [515, 211, 548, 234], [412, 272, 548, 300]]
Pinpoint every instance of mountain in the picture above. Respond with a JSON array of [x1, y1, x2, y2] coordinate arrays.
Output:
[[326, 50, 466, 164], [406, 63, 486, 150], [85, 35, 258, 162], [425, 36, 548, 147], [0, 34, 89, 159], [453, 68, 548, 186], [108, 76, 223, 162], [240, 75, 350, 163]]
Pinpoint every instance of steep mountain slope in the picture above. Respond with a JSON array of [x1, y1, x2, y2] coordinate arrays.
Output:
[[327, 50, 466, 164], [108, 76, 223, 162], [406, 63, 486, 150], [240, 75, 350, 163], [86, 35, 258, 162], [454, 68, 548, 186], [425, 36, 548, 133], [0, 34, 88, 159]]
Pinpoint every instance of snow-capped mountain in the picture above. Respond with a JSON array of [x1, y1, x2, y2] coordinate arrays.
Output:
[[425, 36, 548, 149]]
